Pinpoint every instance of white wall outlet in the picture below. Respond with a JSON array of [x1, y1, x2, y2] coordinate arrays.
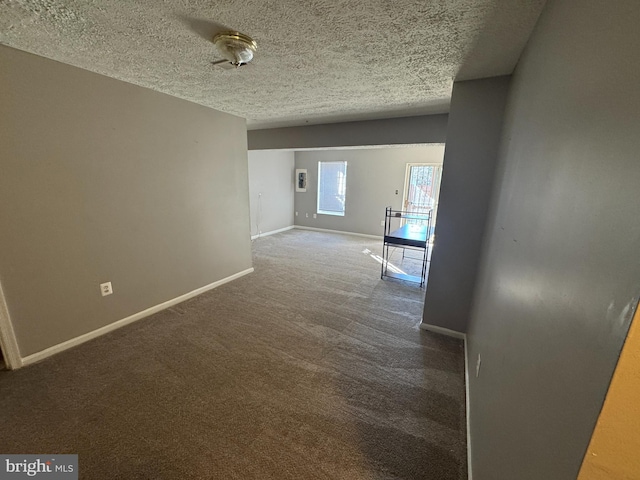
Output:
[[295, 211, 298, 216], [476, 354, 482, 378], [380, 220, 385, 227], [305, 213, 308, 218], [313, 213, 317, 218], [100, 282, 113, 297]]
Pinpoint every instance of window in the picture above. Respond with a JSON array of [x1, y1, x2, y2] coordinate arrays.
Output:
[[317, 161, 347, 216]]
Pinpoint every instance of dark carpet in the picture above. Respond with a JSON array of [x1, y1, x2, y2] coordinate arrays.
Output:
[[0, 230, 467, 479]]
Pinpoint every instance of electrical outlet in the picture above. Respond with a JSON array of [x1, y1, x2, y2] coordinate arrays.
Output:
[[305, 213, 308, 218], [295, 211, 298, 216], [476, 354, 482, 378], [380, 220, 385, 227], [313, 213, 317, 218], [100, 282, 113, 297]]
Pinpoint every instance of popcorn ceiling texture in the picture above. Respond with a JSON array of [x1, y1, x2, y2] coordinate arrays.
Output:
[[0, 0, 546, 128]]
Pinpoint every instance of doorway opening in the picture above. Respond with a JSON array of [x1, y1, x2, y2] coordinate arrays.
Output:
[[380, 162, 444, 288], [402, 163, 443, 242]]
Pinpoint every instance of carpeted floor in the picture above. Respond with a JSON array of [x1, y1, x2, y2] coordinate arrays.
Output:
[[0, 230, 467, 479]]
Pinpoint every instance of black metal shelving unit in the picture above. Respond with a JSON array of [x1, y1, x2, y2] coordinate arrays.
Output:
[[381, 206, 432, 287]]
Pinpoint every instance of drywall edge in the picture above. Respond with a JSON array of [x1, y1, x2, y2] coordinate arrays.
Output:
[[248, 114, 448, 150]]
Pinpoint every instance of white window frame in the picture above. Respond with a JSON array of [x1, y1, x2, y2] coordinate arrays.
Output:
[[317, 161, 347, 216]]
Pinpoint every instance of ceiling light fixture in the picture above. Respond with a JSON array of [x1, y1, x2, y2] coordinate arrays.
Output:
[[212, 31, 257, 67]]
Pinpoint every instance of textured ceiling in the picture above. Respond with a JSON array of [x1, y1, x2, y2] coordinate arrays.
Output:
[[0, 0, 546, 129]]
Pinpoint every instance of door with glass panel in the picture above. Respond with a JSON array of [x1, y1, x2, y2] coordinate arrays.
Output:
[[402, 163, 443, 238]]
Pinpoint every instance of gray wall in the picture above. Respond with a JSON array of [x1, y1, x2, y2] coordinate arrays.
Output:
[[0, 45, 253, 357], [465, 1, 640, 479], [422, 77, 511, 332], [248, 115, 448, 150], [295, 146, 444, 236], [248, 150, 295, 237]]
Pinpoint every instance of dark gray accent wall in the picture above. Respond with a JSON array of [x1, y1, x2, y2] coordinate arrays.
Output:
[[466, 0, 640, 479], [294, 146, 445, 237], [247, 115, 448, 150], [422, 76, 511, 333], [0, 45, 253, 357]]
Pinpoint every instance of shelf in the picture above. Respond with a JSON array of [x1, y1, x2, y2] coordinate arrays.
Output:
[[381, 207, 431, 287]]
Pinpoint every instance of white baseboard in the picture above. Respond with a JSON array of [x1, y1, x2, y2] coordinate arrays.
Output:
[[464, 333, 473, 480], [419, 322, 466, 340], [294, 225, 382, 240], [21, 267, 254, 367], [0, 281, 23, 370], [420, 321, 472, 479], [251, 225, 294, 240]]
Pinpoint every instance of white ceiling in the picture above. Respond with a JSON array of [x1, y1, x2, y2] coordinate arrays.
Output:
[[0, 0, 546, 129]]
